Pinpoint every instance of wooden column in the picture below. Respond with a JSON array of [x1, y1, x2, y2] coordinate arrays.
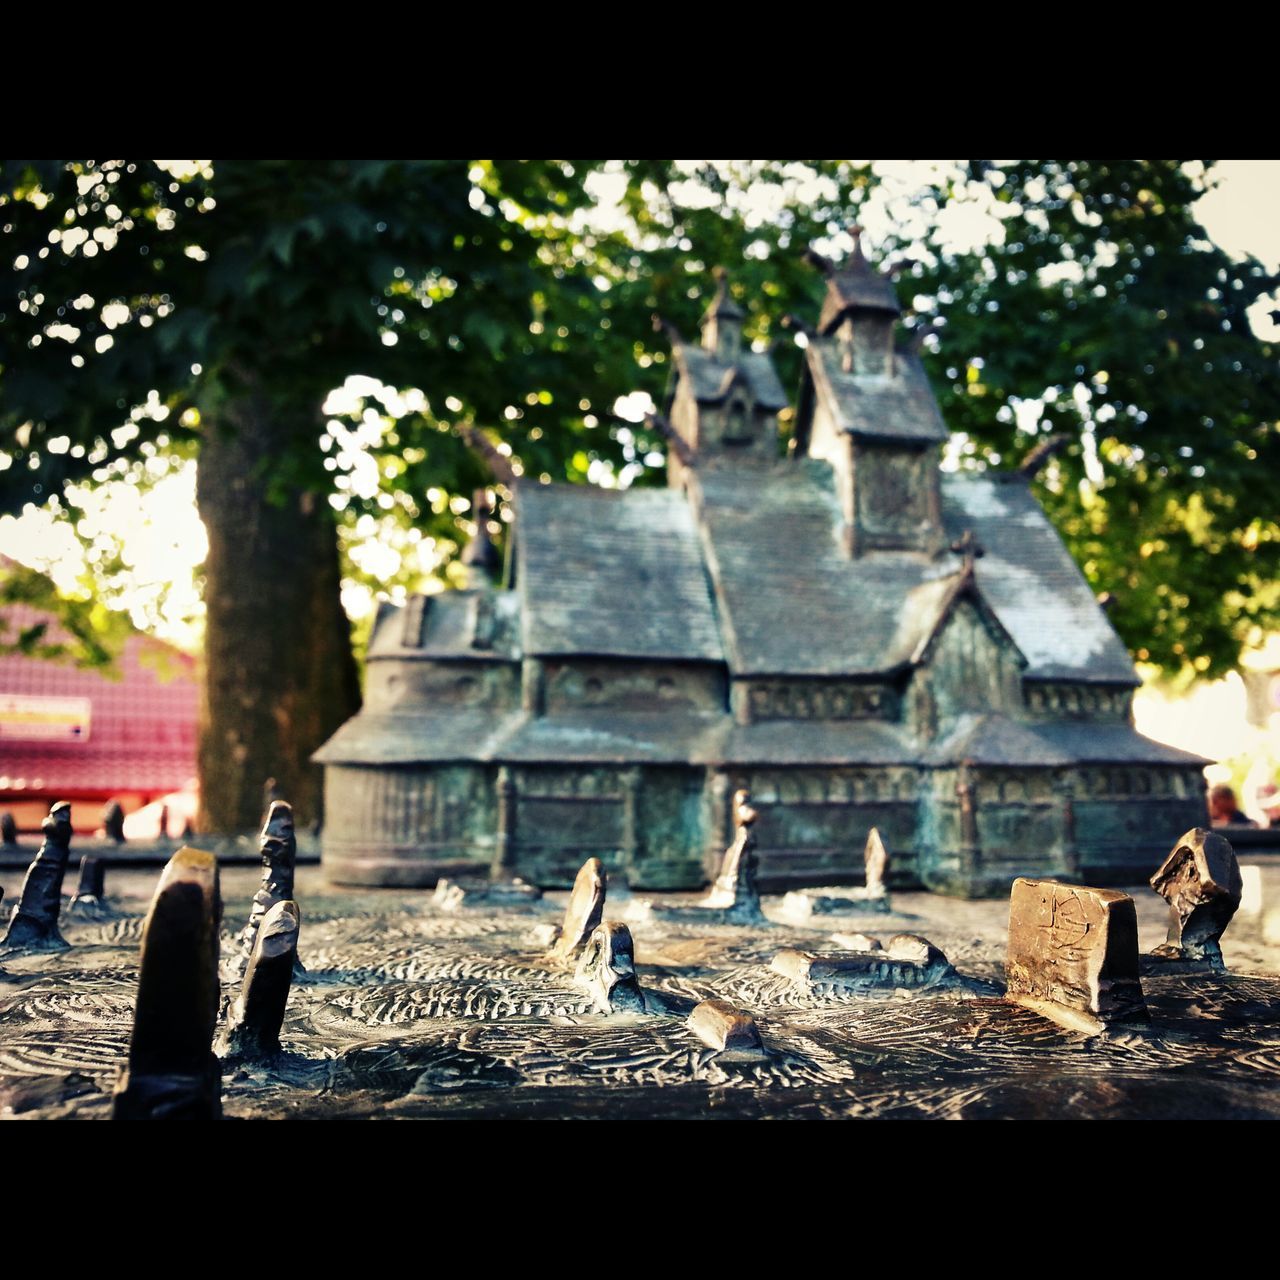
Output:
[[491, 766, 517, 881], [620, 767, 641, 884], [957, 761, 980, 881]]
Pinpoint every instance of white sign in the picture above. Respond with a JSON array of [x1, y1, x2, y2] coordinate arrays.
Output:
[[0, 694, 92, 743]]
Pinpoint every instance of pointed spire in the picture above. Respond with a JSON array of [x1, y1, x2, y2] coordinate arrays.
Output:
[[240, 800, 297, 960], [700, 268, 744, 363], [814, 227, 902, 336], [221, 899, 301, 1061], [701, 267, 746, 323], [3, 800, 73, 950]]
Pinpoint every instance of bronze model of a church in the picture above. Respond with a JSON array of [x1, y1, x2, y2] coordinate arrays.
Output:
[[315, 235, 1208, 897]]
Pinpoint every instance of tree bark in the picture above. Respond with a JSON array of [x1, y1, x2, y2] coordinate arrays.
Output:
[[195, 388, 361, 833]]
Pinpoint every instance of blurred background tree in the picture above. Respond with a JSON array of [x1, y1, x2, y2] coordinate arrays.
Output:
[[3, 159, 1277, 830]]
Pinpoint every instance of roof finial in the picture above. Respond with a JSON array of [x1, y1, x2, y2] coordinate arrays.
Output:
[[949, 529, 986, 574], [652, 312, 685, 346], [460, 488, 503, 587], [804, 246, 836, 277], [701, 268, 744, 321], [813, 224, 901, 334], [455, 422, 516, 486], [700, 268, 744, 359]]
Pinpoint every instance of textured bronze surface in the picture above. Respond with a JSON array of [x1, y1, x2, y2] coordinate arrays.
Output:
[[111, 847, 222, 1120], [240, 801, 297, 958], [782, 827, 893, 919], [2, 801, 73, 951], [574, 921, 644, 1014], [629, 789, 762, 924], [687, 999, 764, 1056], [1149, 828, 1242, 969], [771, 931, 958, 990], [316, 246, 1208, 899], [434, 877, 541, 912], [549, 857, 605, 963], [0, 863, 1276, 1120], [221, 899, 299, 1062], [1005, 878, 1147, 1035]]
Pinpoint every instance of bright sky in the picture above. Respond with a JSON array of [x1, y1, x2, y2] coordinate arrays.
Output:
[[2, 159, 1278, 657]]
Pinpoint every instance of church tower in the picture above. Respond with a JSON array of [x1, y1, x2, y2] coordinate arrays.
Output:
[[658, 269, 789, 487], [794, 229, 948, 557]]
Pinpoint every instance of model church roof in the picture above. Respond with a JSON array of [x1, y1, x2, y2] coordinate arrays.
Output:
[[317, 231, 1199, 774]]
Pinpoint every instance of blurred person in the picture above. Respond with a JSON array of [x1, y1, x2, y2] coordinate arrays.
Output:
[[1208, 784, 1257, 828], [1255, 782, 1280, 828]]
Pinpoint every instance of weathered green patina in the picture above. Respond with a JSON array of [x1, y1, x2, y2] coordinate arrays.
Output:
[[316, 237, 1207, 897]]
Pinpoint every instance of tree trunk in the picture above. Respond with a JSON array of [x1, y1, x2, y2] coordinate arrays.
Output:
[[195, 389, 361, 834]]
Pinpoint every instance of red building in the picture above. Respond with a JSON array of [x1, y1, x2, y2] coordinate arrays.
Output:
[[0, 598, 199, 835]]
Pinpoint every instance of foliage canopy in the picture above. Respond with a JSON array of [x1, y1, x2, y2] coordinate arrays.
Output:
[[2, 158, 1278, 683]]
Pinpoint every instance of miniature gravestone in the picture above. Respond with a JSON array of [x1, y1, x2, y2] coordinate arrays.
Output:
[[67, 856, 108, 917], [101, 801, 126, 844], [1, 811, 18, 847], [781, 828, 893, 921], [542, 857, 606, 964], [220, 900, 300, 1062], [687, 999, 765, 1057], [241, 801, 297, 957], [112, 847, 223, 1120], [574, 921, 645, 1014], [1005, 877, 1147, 1036], [1148, 828, 1242, 971], [2, 801, 73, 950], [627, 790, 763, 925], [771, 932, 957, 990]]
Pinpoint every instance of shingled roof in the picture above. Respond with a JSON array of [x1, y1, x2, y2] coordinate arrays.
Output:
[[815, 229, 902, 333], [315, 708, 725, 766], [366, 590, 521, 662], [693, 460, 941, 676], [941, 477, 1139, 685], [804, 343, 950, 444], [667, 341, 789, 412], [516, 482, 723, 663], [922, 715, 1208, 767], [313, 709, 522, 765], [687, 460, 1138, 684]]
